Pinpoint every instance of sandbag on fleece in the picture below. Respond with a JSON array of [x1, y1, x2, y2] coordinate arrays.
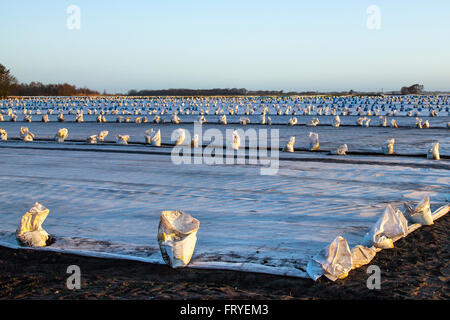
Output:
[[20, 127, 35, 142], [403, 196, 434, 226], [382, 138, 395, 155], [351, 245, 377, 269], [330, 144, 348, 155], [144, 129, 153, 144], [98, 130, 109, 142], [152, 129, 161, 146], [0, 128, 7, 141], [308, 132, 319, 151], [87, 135, 98, 144], [55, 128, 68, 143], [427, 142, 440, 160], [16, 202, 54, 247], [306, 236, 353, 281], [362, 205, 408, 249], [283, 136, 295, 152], [116, 134, 130, 145], [157, 210, 200, 268]]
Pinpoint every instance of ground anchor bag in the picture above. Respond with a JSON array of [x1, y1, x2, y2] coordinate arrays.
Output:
[[16, 202, 53, 247], [363, 205, 408, 249], [306, 236, 353, 281], [158, 210, 200, 268], [404, 196, 434, 226]]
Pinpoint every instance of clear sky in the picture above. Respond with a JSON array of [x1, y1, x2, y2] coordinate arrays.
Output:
[[1, 0, 449, 93]]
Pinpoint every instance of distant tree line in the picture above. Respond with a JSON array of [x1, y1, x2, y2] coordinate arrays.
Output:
[[1, 63, 100, 97], [127, 88, 286, 96], [10, 81, 100, 96]]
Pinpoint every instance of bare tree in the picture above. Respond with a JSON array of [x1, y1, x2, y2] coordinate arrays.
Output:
[[0, 64, 18, 98]]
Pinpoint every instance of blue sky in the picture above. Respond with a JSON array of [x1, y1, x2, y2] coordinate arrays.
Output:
[[1, 0, 449, 93]]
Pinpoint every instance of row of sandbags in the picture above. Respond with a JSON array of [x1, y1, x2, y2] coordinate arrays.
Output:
[[0, 126, 442, 159], [15, 197, 449, 274], [0, 127, 234, 150], [282, 132, 441, 159], [16, 203, 199, 268], [2, 111, 450, 129], [306, 197, 449, 281]]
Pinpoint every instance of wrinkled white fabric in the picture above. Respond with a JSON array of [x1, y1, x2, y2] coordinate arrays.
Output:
[[55, 128, 68, 143], [363, 205, 408, 249], [309, 132, 319, 151], [404, 197, 434, 226], [152, 129, 161, 146], [351, 245, 377, 269], [307, 236, 353, 281], [16, 202, 51, 247], [283, 136, 295, 153], [116, 135, 130, 145], [331, 144, 348, 155], [382, 138, 395, 155], [427, 142, 440, 160], [158, 210, 200, 268]]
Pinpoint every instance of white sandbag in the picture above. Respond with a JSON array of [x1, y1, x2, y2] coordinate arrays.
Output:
[[76, 113, 84, 122], [0, 128, 7, 141], [98, 130, 109, 142], [307, 118, 319, 127], [232, 130, 240, 150], [283, 136, 295, 152], [20, 126, 29, 139], [427, 142, 440, 160], [330, 144, 348, 155], [87, 135, 98, 144], [42, 114, 50, 122], [404, 196, 434, 226], [172, 113, 180, 124], [362, 205, 409, 249], [308, 132, 319, 151], [144, 129, 153, 145], [240, 117, 250, 125], [152, 129, 161, 146], [306, 236, 353, 281], [415, 117, 422, 128], [332, 115, 340, 127], [116, 134, 130, 145], [382, 138, 394, 154], [20, 127, 35, 142], [55, 128, 68, 143], [173, 128, 186, 146], [351, 245, 377, 269], [157, 210, 200, 268], [288, 117, 297, 126], [16, 202, 53, 247]]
